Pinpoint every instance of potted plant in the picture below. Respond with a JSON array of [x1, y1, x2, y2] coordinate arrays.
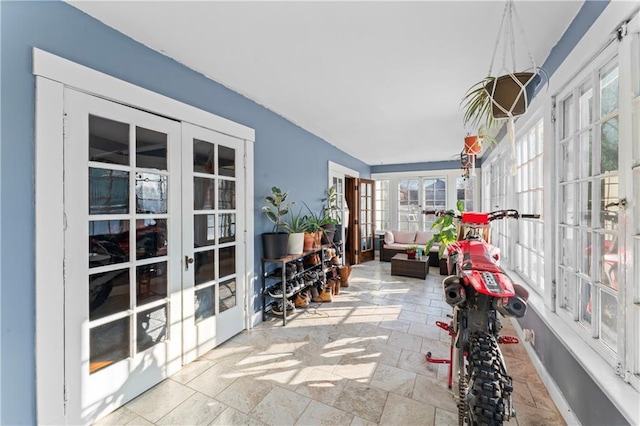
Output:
[[261, 186, 294, 259], [462, 71, 545, 130], [406, 244, 418, 260], [463, 125, 498, 155], [302, 203, 323, 251], [321, 186, 342, 243], [426, 200, 465, 275], [284, 208, 306, 255]]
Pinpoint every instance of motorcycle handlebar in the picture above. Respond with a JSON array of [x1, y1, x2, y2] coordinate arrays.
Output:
[[422, 209, 540, 221]]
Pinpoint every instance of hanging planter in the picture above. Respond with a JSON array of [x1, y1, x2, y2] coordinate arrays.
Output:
[[463, 135, 482, 155], [461, 0, 548, 150]]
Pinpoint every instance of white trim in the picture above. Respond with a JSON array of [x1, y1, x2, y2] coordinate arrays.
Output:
[[32, 48, 255, 142], [34, 48, 255, 425], [245, 140, 255, 330], [35, 77, 66, 426], [328, 160, 359, 180]]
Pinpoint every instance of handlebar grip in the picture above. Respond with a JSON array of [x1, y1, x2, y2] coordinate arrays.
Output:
[[521, 214, 541, 219]]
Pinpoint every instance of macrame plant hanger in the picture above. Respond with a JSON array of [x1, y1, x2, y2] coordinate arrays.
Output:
[[486, 0, 538, 174]]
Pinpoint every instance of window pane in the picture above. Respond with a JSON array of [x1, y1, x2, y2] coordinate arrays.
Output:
[[89, 115, 129, 166], [89, 269, 129, 321], [136, 304, 167, 353], [194, 177, 215, 210], [600, 176, 619, 229], [219, 180, 236, 210], [562, 95, 575, 139], [218, 213, 236, 244], [579, 279, 592, 326], [219, 246, 236, 278], [195, 250, 215, 286], [600, 66, 619, 116], [136, 261, 168, 305], [90, 317, 129, 374], [218, 146, 235, 178], [89, 220, 130, 267], [89, 168, 129, 214], [193, 139, 214, 175], [600, 117, 619, 173], [195, 285, 215, 324], [136, 127, 167, 170], [194, 214, 215, 247], [600, 290, 618, 349], [136, 219, 167, 259], [579, 85, 593, 129], [135, 173, 167, 214], [219, 279, 236, 313]]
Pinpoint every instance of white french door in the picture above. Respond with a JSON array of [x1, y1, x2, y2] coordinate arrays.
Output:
[[63, 89, 246, 423], [181, 123, 245, 363]]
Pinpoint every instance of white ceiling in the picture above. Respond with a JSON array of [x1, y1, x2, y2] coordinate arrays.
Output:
[[67, 1, 584, 165]]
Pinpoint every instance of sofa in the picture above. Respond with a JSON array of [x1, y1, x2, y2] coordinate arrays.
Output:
[[379, 230, 440, 266]]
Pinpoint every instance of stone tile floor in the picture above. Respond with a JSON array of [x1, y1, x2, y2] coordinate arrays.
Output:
[[96, 261, 566, 425]]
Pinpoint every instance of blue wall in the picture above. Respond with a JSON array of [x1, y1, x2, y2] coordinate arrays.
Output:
[[0, 1, 368, 423]]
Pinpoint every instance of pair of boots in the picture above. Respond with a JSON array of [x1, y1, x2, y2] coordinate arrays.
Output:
[[294, 291, 310, 308], [310, 283, 332, 302]]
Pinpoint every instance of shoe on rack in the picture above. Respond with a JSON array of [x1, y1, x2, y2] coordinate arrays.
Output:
[[267, 285, 285, 298], [294, 293, 309, 308], [270, 301, 284, 315]]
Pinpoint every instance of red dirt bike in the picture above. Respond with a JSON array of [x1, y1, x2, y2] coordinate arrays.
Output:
[[424, 209, 539, 425]]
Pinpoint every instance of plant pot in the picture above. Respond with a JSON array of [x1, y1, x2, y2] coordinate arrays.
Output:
[[303, 231, 322, 251], [333, 224, 343, 243], [321, 224, 336, 244], [485, 72, 540, 119], [464, 135, 482, 155], [287, 232, 305, 255], [262, 232, 289, 259], [439, 258, 449, 276], [407, 250, 417, 260]]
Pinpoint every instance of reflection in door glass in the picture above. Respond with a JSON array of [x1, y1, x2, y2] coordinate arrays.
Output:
[[135, 173, 167, 214], [89, 115, 129, 165], [136, 219, 167, 259], [137, 304, 167, 353], [89, 220, 130, 267], [218, 145, 235, 177], [194, 177, 215, 210], [193, 139, 215, 174], [194, 214, 216, 247], [136, 261, 168, 305], [219, 246, 236, 278], [218, 180, 236, 209], [218, 213, 236, 243], [136, 127, 167, 170], [219, 278, 236, 312], [90, 317, 130, 374], [89, 269, 129, 321], [195, 250, 215, 285], [195, 285, 215, 324], [89, 168, 129, 214]]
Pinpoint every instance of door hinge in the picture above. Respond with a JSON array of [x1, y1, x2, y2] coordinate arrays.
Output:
[[243, 152, 247, 169], [616, 22, 628, 41], [550, 107, 556, 123]]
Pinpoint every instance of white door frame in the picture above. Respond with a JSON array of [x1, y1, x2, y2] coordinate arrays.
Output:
[[33, 48, 255, 425]]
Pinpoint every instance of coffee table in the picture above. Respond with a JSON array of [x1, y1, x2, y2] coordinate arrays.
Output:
[[391, 253, 429, 279]]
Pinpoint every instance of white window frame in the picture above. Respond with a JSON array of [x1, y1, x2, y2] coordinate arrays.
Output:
[[372, 169, 476, 232]]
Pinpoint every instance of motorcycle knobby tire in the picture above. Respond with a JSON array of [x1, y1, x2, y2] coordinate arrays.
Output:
[[466, 332, 510, 425]]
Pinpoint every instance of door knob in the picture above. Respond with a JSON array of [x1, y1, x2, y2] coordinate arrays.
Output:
[[185, 255, 194, 270]]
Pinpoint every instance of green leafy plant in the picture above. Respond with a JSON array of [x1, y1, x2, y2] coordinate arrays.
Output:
[[462, 76, 497, 130], [406, 245, 418, 252], [301, 202, 323, 233], [262, 186, 294, 232], [320, 185, 341, 225], [426, 200, 465, 259], [284, 208, 307, 233]]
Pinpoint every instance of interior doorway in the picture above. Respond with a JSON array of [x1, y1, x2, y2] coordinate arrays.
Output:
[[345, 177, 376, 264]]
